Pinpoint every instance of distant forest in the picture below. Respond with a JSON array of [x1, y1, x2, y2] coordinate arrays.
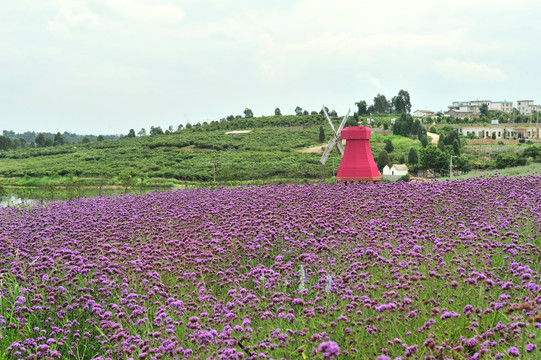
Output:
[[0, 130, 119, 150]]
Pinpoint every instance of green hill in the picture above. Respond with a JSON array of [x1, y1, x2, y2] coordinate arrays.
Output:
[[0, 115, 422, 186]]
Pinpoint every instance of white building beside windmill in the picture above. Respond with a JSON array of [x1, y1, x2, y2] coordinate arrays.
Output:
[[382, 164, 409, 182]]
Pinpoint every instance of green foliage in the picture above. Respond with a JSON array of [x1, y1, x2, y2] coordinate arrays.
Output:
[[244, 108, 254, 118], [420, 134, 429, 148], [355, 100, 368, 115], [376, 150, 390, 171], [480, 103, 489, 116], [408, 147, 419, 165], [384, 139, 394, 153], [392, 113, 421, 138], [495, 153, 525, 169], [419, 146, 451, 174], [0, 135, 14, 150], [391, 89, 411, 113], [521, 144, 541, 161], [373, 93, 389, 113], [398, 173, 410, 182], [318, 126, 325, 143]]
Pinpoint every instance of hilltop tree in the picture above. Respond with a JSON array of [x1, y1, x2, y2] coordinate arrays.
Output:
[[97, 135, 104, 142], [35, 133, 46, 147], [53, 132, 66, 146], [295, 106, 303, 115], [355, 100, 368, 115], [275, 107, 282, 116], [0, 135, 14, 150], [373, 94, 389, 113], [138, 128, 147, 136], [150, 126, 164, 135], [319, 106, 330, 116], [391, 89, 412, 113], [127, 129, 136, 138], [244, 108, 254, 118]]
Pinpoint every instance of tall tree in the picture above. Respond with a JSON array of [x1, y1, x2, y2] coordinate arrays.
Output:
[[376, 150, 390, 172], [127, 129, 136, 138], [35, 133, 46, 147], [411, 119, 422, 136], [384, 139, 394, 153], [53, 132, 66, 146], [355, 100, 368, 115], [373, 94, 389, 113], [0, 135, 14, 150], [244, 108, 254, 118], [150, 126, 164, 135], [275, 107, 282, 116], [480, 103, 489, 116], [295, 106, 303, 115], [138, 128, 147, 136], [408, 147, 419, 166], [319, 126, 325, 143], [391, 89, 412, 113]]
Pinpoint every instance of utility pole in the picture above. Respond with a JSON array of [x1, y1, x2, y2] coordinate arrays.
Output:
[[450, 155, 457, 177], [212, 153, 216, 183]]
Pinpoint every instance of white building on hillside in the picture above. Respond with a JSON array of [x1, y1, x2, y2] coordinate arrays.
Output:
[[453, 125, 540, 139], [517, 100, 540, 115], [489, 101, 513, 113], [413, 110, 436, 118], [448, 100, 513, 114]]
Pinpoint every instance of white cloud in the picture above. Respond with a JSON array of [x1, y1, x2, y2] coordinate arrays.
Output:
[[434, 58, 508, 83], [46, 0, 185, 34]]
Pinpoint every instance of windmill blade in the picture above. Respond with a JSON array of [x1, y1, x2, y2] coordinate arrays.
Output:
[[320, 134, 338, 164], [333, 109, 350, 155], [322, 106, 338, 136], [337, 109, 351, 132]]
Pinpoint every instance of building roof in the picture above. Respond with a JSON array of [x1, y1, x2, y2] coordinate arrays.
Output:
[[392, 164, 409, 171]]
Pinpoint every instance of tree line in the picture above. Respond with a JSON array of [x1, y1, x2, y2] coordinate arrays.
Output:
[[0, 131, 117, 151]]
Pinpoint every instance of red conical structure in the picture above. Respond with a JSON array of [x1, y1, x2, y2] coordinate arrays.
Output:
[[336, 126, 381, 183]]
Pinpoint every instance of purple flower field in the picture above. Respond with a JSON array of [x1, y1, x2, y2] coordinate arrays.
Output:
[[1, 176, 540, 360]]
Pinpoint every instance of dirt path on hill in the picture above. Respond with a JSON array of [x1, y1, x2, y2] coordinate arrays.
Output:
[[427, 132, 439, 144], [296, 140, 347, 154]]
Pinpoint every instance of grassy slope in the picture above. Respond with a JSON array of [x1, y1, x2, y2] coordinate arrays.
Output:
[[0, 120, 423, 185]]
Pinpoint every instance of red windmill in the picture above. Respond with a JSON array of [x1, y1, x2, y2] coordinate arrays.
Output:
[[320, 106, 381, 183]]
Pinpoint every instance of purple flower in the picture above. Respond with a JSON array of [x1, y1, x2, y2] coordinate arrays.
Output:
[[318, 341, 340, 358], [507, 347, 519, 357]]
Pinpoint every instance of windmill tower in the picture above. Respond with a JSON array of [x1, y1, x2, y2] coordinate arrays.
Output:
[[320, 106, 381, 183]]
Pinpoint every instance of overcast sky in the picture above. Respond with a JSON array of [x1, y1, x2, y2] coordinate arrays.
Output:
[[1, 0, 540, 135]]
